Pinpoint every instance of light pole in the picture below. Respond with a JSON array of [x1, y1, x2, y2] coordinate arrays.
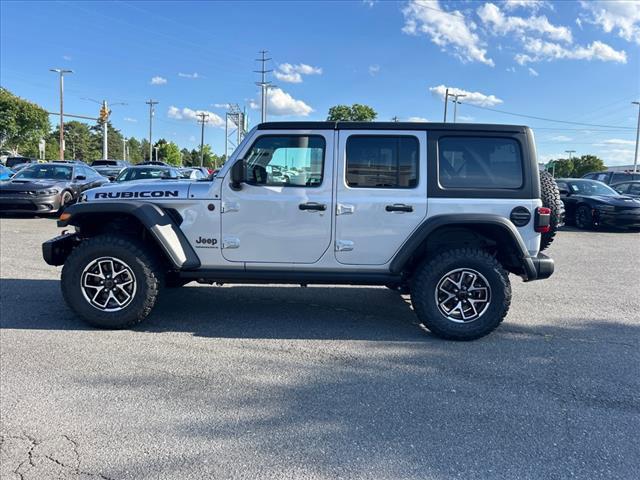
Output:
[[565, 149, 575, 162], [452, 94, 466, 123], [154, 146, 159, 163], [146, 99, 159, 161], [50, 68, 73, 160], [443, 88, 449, 122], [122, 138, 127, 161], [632, 101, 639, 173]]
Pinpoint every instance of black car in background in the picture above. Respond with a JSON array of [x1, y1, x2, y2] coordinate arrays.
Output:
[[611, 180, 640, 199], [556, 178, 640, 230], [0, 162, 108, 214], [582, 170, 640, 185], [114, 165, 181, 182], [91, 159, 130, 181]]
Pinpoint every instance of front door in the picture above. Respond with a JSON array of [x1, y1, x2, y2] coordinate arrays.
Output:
[[221, 132, 333, 264], [335, 130, 428, 265]]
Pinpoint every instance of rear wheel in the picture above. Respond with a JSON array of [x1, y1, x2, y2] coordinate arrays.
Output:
[[410, 248, 511, 340], [539, 171, 564, 251], [61, 234, 163, 328], [575, 205, 594, 230]]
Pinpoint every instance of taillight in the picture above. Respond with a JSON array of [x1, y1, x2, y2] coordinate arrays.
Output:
[[535, 207, 551, 233]]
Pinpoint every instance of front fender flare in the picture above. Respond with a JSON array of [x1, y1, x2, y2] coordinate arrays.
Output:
[[58, 201, 200, 270]]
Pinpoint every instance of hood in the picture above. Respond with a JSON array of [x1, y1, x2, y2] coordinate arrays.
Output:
[[86, 179, 192, 201], [0, 178, 67, 191], [587, 195, 640, 207]]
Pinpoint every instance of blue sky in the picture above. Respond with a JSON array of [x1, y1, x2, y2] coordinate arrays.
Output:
[[1, 0, 638, 165]]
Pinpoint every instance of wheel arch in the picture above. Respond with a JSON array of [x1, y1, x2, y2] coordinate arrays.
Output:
[[390, 214, 533, 277], [59, 201, 200, 270]]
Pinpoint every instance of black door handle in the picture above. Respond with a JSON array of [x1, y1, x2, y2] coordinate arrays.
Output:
[[385, 204, 413, 213], [299, 202, 327, 211]]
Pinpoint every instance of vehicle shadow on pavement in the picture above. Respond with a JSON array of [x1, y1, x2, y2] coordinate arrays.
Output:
[[559, 225, 640, 234]]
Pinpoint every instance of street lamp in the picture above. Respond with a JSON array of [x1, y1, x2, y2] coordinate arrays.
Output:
[[50, 68, 73, 160]]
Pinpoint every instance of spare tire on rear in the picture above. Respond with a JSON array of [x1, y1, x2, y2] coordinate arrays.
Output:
[[539, 170, 564, 251]]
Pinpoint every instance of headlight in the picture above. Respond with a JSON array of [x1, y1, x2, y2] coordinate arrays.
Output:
[[595, 204, 615, 212], [37, 188, 60, 195]]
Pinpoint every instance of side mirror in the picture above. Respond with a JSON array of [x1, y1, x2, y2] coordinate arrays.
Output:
[[75, 175, 86, 181], [230, 160, 245, 190]]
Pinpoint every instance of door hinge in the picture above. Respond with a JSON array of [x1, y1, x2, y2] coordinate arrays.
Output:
[[222, 236, 240, 249], [221, 201, 239, 213], [335, 240, 354, 252], [336, 203, 355, 215]]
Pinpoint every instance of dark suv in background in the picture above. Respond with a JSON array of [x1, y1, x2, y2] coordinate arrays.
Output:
[[582, 170, 640, 185], [90, 159, 130, 181]]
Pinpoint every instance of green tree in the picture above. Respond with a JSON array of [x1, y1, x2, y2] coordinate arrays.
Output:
[[547, 158, 574, 178], [126, 137, 142, 164], [572, 154, 604, 177], [90, 121, 125, 161], [180, 148, 193, 166], [0, 87, 50, 155], [140, 139, 151, 161], [327, 103, 377, 121], [159, 141, 182, 166]]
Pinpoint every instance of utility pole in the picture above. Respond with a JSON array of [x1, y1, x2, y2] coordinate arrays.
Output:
[[50, 68, 73, 160], [254, 50, 272, 123], [154, 146, 159, 163], [632, 101, 640, 173], [122, 137, 127, 161], [100, 101, 110, 159], [146, 99, 159, 161], [391, 116, 400, 122], [443, 88, 449, 122], [452, 94, 466, 123], [197, 112, 209, 167]]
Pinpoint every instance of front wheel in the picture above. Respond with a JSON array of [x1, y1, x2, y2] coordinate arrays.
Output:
[[61, 234, 163, 328], [410, 248, 511, 340], [575, 205, 594, 230]]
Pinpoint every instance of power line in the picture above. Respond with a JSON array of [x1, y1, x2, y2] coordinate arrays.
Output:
[[460, 102, 636, 129]]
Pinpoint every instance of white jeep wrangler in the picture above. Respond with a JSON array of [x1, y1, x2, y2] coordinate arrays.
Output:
[[43, 122, 560, 340]]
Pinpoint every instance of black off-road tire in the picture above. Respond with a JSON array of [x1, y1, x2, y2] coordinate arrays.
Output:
[[410, 248, 511, 341], [61, 234, 164, 329], [539, 170, 564, 251]]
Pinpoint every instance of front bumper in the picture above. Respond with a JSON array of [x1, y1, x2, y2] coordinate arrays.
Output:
[[42, 232, 79, 266], [523, 252, 554, 282], [595, 210, 640, 228], [0, 194, 61, 214]]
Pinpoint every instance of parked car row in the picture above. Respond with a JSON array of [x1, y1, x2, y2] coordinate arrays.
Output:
[[557, 178, 640, 230], [0, 161, 217, 216]]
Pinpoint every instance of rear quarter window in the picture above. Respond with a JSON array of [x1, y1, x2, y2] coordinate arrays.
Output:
[[438, 136, 523, 189]]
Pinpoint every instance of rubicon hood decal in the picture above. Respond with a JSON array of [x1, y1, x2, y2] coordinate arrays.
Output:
[[95, 190, 179, 199], [88, 180, 192, 201]]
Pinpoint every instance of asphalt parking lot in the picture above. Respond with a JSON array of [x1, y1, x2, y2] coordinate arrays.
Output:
[[1, 217, 639, 480]]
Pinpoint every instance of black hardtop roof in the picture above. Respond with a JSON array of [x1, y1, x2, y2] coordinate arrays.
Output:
[[256, 121, 528, 133]]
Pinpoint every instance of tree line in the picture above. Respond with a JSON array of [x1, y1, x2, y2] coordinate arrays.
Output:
[[0, 87, 225, 168], [544, 155, 605, 178]]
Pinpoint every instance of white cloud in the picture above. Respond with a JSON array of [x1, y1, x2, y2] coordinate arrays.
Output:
[[62, 55, 72, 61], [528, 67, 539, 76], [178, 72, 202, 79], [407, 116, 429, 122], [506, 66, 516, 72], [477, 3, 572, 42], [504, 0, 551, 12], [273, 63, 322, 83], [363, 0, 376, 7], [249, 88, 314, 117], [515, 38, 627, 64], [458, 115, 475, 122], [602, 138, 636, 146], [600, 148, 635, 166], [123, 117, 137, 123], [580, 0, 640, 45], [402, 0, 494, 66], [368, 64, 381, 76], [167, 106, 225, 128], [429, 84, 503, 107], [150, 76, 167, 85], [550, 135, 572, 141]]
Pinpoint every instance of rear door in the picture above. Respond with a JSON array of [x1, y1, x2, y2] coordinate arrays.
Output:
[[334, 130, 427, 265]]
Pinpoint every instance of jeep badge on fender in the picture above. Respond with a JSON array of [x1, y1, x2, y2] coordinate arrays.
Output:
[[42, 121, 558, 341]]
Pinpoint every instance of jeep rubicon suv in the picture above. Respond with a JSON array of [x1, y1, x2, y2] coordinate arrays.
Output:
[[43, 122, 560, 340]]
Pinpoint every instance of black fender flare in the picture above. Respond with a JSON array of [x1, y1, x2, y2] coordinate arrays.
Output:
[[58, 201, 200, 270], [389, 214, 538, 279]]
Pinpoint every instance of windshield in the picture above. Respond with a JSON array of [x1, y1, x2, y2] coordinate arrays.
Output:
[[116, 167, 175, 182], [13, 164, 73, 181], [568, 180, 618, 196]]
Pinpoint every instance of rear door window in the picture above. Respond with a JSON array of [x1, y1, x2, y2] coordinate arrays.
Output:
[[346, 136, 419, 188], [438, 137, 523, 189]]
